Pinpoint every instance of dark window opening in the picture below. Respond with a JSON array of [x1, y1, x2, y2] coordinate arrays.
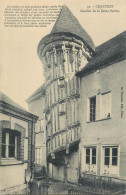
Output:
[[112, 157, 117, 165], [105, 157, 110, 165], [105, 148, 110, 156], [2, 145, 6, 158], [86, 148, 90, 164], [92, 148, 96, 164], [90, 96, 96, 121], [112, 148, 118, 166], [104, 148, 110, 165]]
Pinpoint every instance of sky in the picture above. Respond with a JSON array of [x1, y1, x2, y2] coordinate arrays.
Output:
[[0, 0, 126, 110]]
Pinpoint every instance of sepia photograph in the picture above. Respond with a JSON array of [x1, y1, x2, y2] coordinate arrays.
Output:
[[0, 0, 126, 194]]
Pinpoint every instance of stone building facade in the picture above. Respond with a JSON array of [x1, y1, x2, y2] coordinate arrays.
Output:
[[77, 31, 126, 182], [28, 5, 126, 184], [0, 92, 38, 194]]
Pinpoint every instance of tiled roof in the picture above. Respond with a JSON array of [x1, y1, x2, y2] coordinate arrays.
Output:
[[76, 31, 126, 77], [0, 91, 27, 111], [26, 83, 45, 103], [51, 5, 95, 51]]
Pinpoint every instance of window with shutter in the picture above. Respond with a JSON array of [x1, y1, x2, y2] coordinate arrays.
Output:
[[100, 92, 111, 119]]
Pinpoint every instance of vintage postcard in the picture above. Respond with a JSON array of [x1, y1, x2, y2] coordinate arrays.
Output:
[[0, 0, 126, 194]]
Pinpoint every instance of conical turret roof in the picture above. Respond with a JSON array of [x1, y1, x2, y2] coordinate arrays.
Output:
[[51, 5, 95, 51]]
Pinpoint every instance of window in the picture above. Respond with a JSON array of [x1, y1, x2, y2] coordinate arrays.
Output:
[[100, 92, 111, 119], [104, 148, 110, 165], [2, 130, 19, 159], [84, 147, 97, 173], [102, 146, 119, 176], [92, 148, 96, 164], [89, 96, 96, 121], [86, 148, 96, 165], [88, 91, 111, 122], [112, 148, 118, 165], [86, 148, 90, 164], [104, 147, 118, 166]]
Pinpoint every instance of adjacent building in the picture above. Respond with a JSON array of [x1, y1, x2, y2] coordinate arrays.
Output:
[[27, 5, 126, 184], [27, 84, 46, 171], [0, 92, 38, 194], [77, 31, 126, 182]]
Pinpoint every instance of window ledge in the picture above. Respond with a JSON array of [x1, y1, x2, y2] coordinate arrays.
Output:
[[0, 159, 23, 166], [87, 117, 111, 123]]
